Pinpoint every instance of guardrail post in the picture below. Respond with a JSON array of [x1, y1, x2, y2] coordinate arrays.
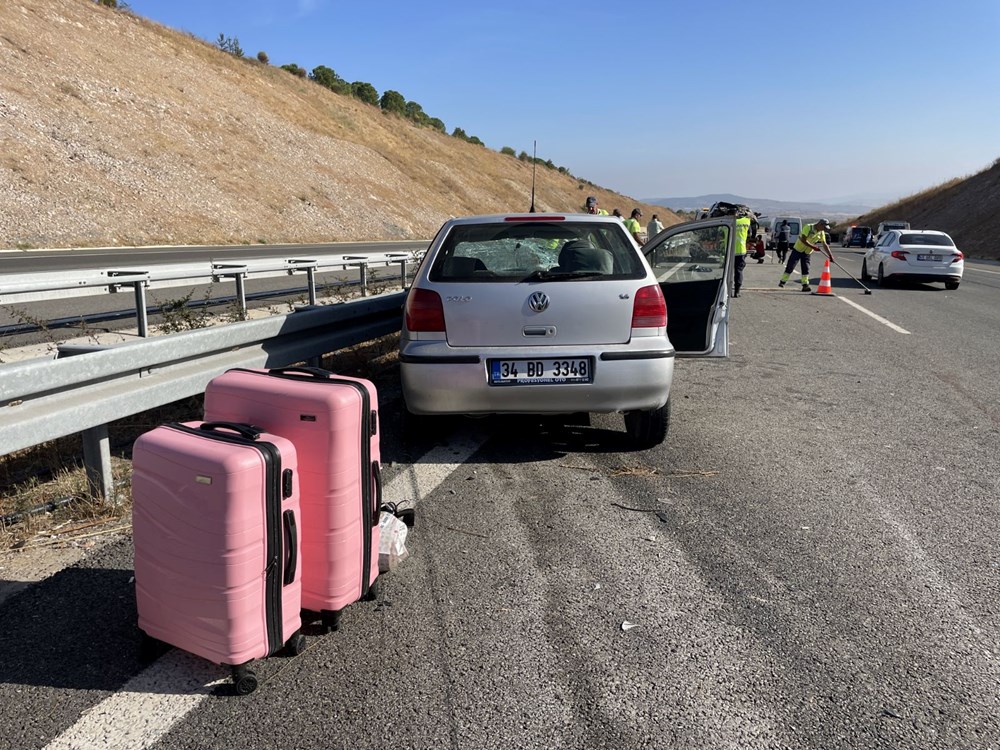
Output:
[[56, 344, 116, 504], [133, 281, 149, 337], [288, 260, 319, 305], [213, 264, 249, 319], [108, 270, 151, 338], [386, 252, 411, 290], [343, 257, 369, 297], [82, 425, 115, 505], [234, 273, 247, 317]]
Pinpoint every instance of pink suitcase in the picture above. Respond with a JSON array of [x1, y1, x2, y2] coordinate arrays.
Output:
[[204, 367, 381, 632], [132, 421, 304, 694]]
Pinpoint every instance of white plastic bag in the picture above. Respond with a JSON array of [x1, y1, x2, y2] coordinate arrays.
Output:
[[378, 510, 410, 572]]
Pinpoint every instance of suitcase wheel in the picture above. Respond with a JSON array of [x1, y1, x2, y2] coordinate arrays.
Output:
[[284, 631, 307, 656], [364, 578, 380, 602], [321, 610, 342, 633], [232, 664, 259, 696]]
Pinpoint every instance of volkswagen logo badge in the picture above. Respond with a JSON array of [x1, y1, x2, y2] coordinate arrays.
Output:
[[527, 291, 550, 312]]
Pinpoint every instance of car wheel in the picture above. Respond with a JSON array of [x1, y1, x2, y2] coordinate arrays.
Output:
[[877, 264, 889, 287], [624, 400, 670, 449], [861, 260, 871, 282], [945, 281, 960, 290]]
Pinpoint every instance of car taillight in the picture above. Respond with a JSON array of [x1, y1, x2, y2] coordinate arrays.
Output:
[[631, 284, 667, 328], [951, 251, 964, 264], [405, 288, 445, 332], [890, 250, 908, 260]]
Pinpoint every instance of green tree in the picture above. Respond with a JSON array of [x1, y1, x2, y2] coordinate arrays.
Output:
[[452, 127, 468, 141], [427, 117, 447, 133], [310, 66, 349, 93], [351, 81, 379, 105], [256, 51, 269, 64], [403, 101, 428, 126], [518, 151, 530, 161], [501, 146, 516, 156], [215, 34, 244, 58], [379, 90, 406, 115], [281, 63, 306, 77], [468, 135, 484, 146]]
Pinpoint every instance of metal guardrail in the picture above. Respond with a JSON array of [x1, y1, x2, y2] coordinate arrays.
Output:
[[0, 292, 406, 501], [0, 249, 420, 336]]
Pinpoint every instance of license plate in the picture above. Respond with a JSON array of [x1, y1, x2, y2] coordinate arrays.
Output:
[[489, 358, 593, 386], [917, 254, 943, 261]]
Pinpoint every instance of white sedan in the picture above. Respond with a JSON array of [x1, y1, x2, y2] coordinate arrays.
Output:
[[861, 229, 963, 290], [399, 213, 734, 448]]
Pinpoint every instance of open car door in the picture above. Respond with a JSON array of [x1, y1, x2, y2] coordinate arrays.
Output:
[[641, 216, 734, 357]]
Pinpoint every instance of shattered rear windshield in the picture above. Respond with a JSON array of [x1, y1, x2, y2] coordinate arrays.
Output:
[[429, 221, 646, 282]]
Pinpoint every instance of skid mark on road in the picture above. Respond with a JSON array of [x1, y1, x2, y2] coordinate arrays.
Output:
[[43, 433, 486, 750], [837, 296, 911, 334]]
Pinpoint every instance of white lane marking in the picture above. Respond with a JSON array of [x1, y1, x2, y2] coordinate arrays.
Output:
[[382, 433, 488, 507], [45, 650, 225, 750], [44, 433, 486, 750], [837, 296, 911, 334], [966, 265, 1000, 276]]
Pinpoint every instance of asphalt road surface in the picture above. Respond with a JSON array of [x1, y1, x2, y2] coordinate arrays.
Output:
[[1, 250, 998, 749]]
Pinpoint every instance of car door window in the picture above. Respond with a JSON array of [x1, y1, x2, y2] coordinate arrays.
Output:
[[643, 221, 731, 356]]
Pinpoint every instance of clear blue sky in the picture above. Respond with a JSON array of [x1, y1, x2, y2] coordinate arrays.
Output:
[[129, 0, 1000, 205]]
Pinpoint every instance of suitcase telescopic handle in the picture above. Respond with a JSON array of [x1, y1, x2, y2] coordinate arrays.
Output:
[[268, 366, 330, 379], [372, 461, 382, 525], [198, 422, 262, 440], [283, 510, 298, 586]]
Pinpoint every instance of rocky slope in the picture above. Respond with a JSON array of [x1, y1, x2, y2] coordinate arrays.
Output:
[[854, 161, 1000, 260], [0, 0, 679, 251]]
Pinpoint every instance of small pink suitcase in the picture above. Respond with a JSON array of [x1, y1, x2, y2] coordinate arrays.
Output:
[[132, 421, 304, 694], [204, 367, 381, 632]]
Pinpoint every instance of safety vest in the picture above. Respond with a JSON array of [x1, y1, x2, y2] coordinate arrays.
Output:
[[735, 216, 750, 256], [624, 217, 641, 236], [794, 224, 824, 254]]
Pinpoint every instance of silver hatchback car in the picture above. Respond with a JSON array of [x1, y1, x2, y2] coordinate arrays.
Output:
[[400, 213, 734, 447]]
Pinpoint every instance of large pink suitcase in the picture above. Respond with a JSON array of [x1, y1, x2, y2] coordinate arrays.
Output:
[[204, 367, 381, 632], [132, 421, 304, 694]]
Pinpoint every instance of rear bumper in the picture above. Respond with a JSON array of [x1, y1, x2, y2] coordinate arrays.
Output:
[[400, 341, 674, 415], [887, 272, 962, 283]]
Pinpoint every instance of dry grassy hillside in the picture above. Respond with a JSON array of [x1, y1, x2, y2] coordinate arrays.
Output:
[[854, 160, 1000, 261], [0, 0, 680, 251]]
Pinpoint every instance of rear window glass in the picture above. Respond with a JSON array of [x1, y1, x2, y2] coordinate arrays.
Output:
[[429, 221, 646, 282], [899, 233, 954, 247]]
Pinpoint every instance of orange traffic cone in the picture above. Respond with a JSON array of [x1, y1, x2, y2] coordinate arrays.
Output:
[[812, 258, 834, 296]]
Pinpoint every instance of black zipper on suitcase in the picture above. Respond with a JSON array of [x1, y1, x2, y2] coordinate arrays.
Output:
[[168, 422, 286, 656], [256, 368, 378, 597]]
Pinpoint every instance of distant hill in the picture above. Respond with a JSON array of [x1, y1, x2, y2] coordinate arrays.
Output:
[[643, 194, 874, 220]]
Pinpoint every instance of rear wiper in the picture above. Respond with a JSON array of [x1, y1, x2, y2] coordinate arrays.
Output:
[[520, 270, 606, 282]]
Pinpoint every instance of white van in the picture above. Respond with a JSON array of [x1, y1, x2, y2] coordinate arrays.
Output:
[[876, 220, 910, 239], [767, 216, 802, 250]]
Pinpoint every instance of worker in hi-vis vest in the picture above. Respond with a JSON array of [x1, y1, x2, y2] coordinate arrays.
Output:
[[779, 218, 834, 293], [733, 214, 750, 297]]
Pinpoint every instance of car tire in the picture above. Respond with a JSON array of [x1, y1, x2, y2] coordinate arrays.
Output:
[[877, 264, 889, 287], [945, 281, 960, 290], [624, 400, 670, 450], [861, 260, 871, 282]]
